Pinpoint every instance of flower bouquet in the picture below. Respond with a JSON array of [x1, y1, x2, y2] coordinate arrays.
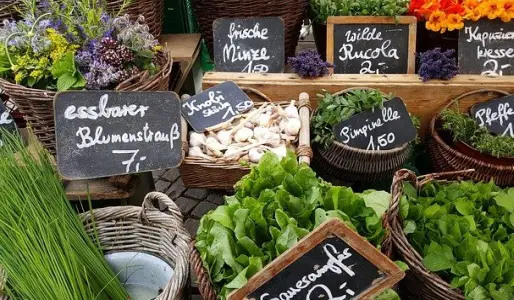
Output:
[[0, 0, 172, 154]]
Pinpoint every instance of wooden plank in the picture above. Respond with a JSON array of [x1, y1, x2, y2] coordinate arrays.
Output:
[[203, 72, 514, 139], [160, 34, 202, 61], [65, 176, 138, 201]]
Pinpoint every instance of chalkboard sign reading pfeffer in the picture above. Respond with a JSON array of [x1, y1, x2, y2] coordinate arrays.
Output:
[[213, 17, 285, 73], [458, 20, 514, 76], [228, 219, 405, 300], [327, 16, 417, 74], [471, 95, 514, 137], [0, 102, 17, 148], [55, 91, 182, 180]]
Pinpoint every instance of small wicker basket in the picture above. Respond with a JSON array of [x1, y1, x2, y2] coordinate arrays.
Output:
[[383, 169, 475, 300], [179, 89, 313, 190], [312, 88, 412, 183], [428, 89, 514, 186]]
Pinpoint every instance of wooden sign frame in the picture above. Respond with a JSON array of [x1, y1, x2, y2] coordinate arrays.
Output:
[[228, 218, 405, 300], [327, 16, 417, 74]]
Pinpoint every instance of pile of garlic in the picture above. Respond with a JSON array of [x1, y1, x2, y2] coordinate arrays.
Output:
[[188, 101, 301, 163]]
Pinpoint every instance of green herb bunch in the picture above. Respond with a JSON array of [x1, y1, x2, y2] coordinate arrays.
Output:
[[440, 108, 514, 158], [196, 151, 405, 300], [400, 180, 514, 300], [309, 0, 410, 23]]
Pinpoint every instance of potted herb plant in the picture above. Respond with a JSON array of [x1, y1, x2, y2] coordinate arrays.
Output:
[[0, 0, 172, 155], [308, 0, 410, 60]]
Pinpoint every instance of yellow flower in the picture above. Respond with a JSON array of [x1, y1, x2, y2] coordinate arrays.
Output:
[[426, 10, 447, 33], [446, 14, 464, 31], [37, 57, 50, 68], [30, 70, 42, 78], [14, 72, 26, 83], [46, 28, 79, 62], [153, 45, 163, 52], [485, 0, 506, 19]]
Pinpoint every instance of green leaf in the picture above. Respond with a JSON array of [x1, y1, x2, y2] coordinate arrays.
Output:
[[394, 260, 409, 272], [137, 49, 155, 58], [403, 220, 416, 234], [423, 252, 453, 272], [210, 206, 234, 230], [361, 190, 390, 218], [51, 52, 75, 78], [399, 195, 409, 219], [495, 189, 514, 212], [57, 73, 78, 91], [455, 198, 475, 216], [275, 224, 298, 255]]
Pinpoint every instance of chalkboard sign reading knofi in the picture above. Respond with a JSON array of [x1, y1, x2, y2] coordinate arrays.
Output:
[[181, 81, 254, 132], [327, 16, 417, 74], [55, 91, 182, 180], [333, 97, 417, 150], [458, 20, 514, 76], [470, 95, 514, 137], [0, 102, 17, 148], [213, 17, 285, 73], [228, 219, 405, 300]]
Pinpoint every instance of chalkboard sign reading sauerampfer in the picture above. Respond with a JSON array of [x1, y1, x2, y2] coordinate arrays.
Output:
[[458, 20, 514, 76], [228, 219, 405, 300], [55, 91, 182, 180], [327, 16, 417, 74], [213, 17, 285, 73], [471, 95, 514, 137], [0, 102, 17, 148]]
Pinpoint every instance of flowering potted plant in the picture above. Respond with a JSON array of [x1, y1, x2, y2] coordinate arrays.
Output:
[[0, 0, 172, 154]]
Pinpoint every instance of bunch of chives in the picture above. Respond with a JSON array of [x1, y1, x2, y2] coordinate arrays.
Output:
[[0, 130, 128, 300]]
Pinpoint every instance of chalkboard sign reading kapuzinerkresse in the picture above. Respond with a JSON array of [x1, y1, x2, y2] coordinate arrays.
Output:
[[333, 97, 417, 150], [181, 81, 254, 132], [55, 91, 182, 180], [0, 101, 17, 148], [327, 16, 416, 74], [213, 17, 285, 73], [458, 20, 514, 76], [471, 95, 514, 137]]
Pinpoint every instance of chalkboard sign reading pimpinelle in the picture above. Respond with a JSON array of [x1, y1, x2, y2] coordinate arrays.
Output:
[[333, 97, 417, 151], [228, 219, 405, 300], [54, 91, 182, 180], [0, 102, 17, 148], [458, 20, 514, 76], [213, 17, 285, 73], [181, 81, 254, 132], [471, 95, 514, 137], [327, 16, 417, 74]]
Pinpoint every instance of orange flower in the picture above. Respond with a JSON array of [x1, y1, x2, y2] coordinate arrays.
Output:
[[463, 0, 479, 9], [485, 0, 506, 19], [446, 13, 465, 30], [500, 1, 514, 22], [426, 10, 448, 32]]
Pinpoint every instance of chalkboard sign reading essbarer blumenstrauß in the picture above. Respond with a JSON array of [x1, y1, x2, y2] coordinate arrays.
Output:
[[471, 95, 514, 137], [228, 219, 405, 300], [327, 16, 416, 74], [213, 17, 285, 73], [333, 97, 417, 151], [55, 91, 182, 180], [0, 101, 17, 148], [181, 81, 254, 132], [458, 19, 514, 76]]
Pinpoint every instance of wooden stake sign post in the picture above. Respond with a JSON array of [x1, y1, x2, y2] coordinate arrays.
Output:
[[327, 16, 416, 74], [228, 219, 405, 300]]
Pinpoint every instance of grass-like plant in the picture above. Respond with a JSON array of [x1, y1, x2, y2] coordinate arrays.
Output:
[[309, 0, 410, 23]]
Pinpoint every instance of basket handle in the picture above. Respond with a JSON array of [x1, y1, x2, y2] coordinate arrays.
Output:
[[138, 191, 184, 225], [441, 89, 510, 112], [241, 87, 273, 102], [297, 92, 313, 165]]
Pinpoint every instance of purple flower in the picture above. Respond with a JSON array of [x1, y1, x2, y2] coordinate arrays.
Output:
[[38, 19, 51, 29], [84, 60, 124, 89], [75, 50, 93, 68], [288, 50, 333, 78], [418, 48, 458, 82], [100, 13, 110, 23], [40, 0, 50, 9]]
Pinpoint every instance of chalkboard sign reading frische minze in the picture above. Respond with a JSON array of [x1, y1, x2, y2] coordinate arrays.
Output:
[[228, 219, 405, 300], [213, 17, 285, 73], [327, 16, 416, 74], [0, 102, 17, 148], [181, 81, 254, 132], [333, 97, 417, 151], [55, 91, 182, 180], [471, 95, 514, 137], [458, 19, 514, 76]]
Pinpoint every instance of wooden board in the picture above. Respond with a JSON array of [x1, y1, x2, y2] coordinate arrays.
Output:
[[203, 72, 514, 139]]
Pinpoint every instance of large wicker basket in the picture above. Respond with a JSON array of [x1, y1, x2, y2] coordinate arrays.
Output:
[[0, 51, 172, 155], [0, 0, 17, 21], [106, 0, 164, 37], [384, 169, 475, 300], [192, 0, 308, 60], [428, 89, 514, 186], [312, 88, 412, 183], [179, 89, 313, 190]]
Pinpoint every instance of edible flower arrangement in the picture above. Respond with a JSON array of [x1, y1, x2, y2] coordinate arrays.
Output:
[[409, 0, 514, 33], [0, 0, 162, 91]]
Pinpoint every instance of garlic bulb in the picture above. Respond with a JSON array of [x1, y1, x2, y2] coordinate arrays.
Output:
[[253, 126, 268, 141], [263, 132, 281, 148], [234, 127, 253, 143], [285, 118, 301, 136], [269, 126, 280, 133], [270, 143, 287, 159], [279, 119, 287, 133], [259, 112, 272, 127], [205, 137, 225, 157], [189, 146, 214, 161], [217, 130, 232, 146], [249, 147, 265, 163], [224, 145, 242, 158], [244, 122, 254, 129], [189, 132, 206, 148], [284, 100, 299, 119]]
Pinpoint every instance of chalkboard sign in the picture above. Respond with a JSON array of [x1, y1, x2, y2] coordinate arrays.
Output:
[[458, 20, 514, 76], [54, 91, 182, 180], [333, 97, 417, 150], [228, 219, 405, 300], [213, 17, 285, 73], [181, 81, 254, 132], [327, 16, 416, 74], [470, 95, 514, 137], [0, 102, 17, 148]]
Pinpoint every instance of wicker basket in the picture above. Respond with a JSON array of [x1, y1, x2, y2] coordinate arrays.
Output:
[[312, 88, 412, 183], [428, 89, 514, 186], [106, 0, 164, 37], [179, 89, 313, 190], [383, 169, 476, 300], [192, 0, 308, 60], [0, 51, 172, 155], [0, 0, 17, 21]]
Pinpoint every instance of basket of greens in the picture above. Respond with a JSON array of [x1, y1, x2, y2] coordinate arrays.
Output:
[[385, 168, 514, 300], [429, 89, 514, 186], [190, 151, 406, 300]]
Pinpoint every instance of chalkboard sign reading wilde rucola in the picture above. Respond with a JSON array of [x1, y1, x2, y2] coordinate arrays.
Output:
[[0, 101, 17, 148], [327, 16, 417, 74], [228, 219, 405, 300], [55, 91, 182, 180], [213, 17, 285, 73], [181, 81, 254, 132], [333, 97, 417, 151], [471, 95, 514, 137]]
